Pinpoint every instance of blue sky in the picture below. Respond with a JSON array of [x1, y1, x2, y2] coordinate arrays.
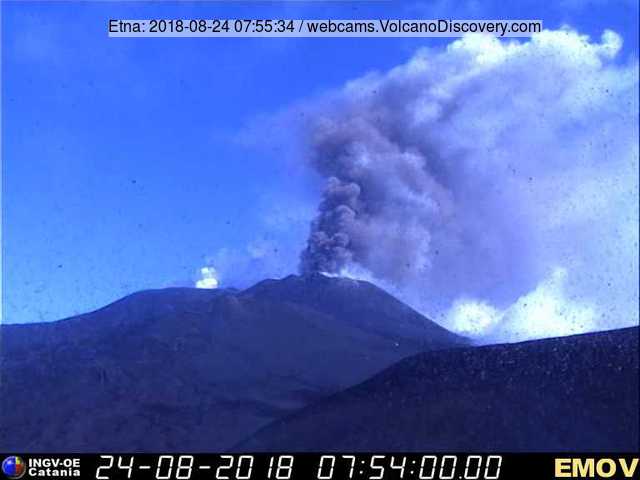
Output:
[[2, 0, 638, 324]]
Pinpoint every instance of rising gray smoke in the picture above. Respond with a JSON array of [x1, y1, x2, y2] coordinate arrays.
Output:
[[298, 29, 639, 341]]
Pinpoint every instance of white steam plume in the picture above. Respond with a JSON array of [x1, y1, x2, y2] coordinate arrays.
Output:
[[297, 28, 639, 342], [195, 266, 219, 289]]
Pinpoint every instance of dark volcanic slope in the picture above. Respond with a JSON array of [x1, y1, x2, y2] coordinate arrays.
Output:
[[236, 327, 639, 452], [0, 273, 466, 452]]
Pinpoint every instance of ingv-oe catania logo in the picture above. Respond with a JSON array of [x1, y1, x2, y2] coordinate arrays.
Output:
[[1, 457, 26, 480]]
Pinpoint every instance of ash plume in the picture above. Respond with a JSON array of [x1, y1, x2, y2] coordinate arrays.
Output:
[[297, 29, 639, 341]]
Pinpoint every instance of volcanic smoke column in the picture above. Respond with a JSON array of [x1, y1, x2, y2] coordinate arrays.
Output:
[[298, 29, 639, 340], [300, 177, 359, 274], [298, 114, 450, 283]]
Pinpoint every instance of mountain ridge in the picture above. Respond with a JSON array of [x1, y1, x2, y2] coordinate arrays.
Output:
[[1, 274, 467, 452], [235, 326, 639, 452]]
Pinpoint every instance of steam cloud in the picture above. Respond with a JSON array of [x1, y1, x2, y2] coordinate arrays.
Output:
[[196, 266, 219, 289], [298, 29, 639, 341]]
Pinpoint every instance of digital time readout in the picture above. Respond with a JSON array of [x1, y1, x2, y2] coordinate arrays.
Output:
[[94, 454, 503, 480]]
